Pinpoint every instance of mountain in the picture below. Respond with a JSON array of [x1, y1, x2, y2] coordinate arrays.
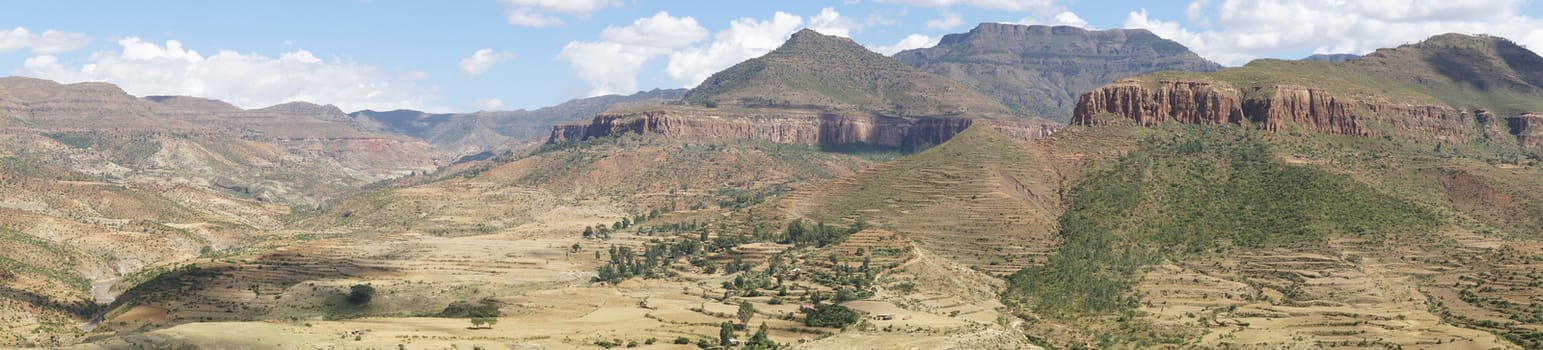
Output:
[[1075, 33, 1543, 149], [349, 88, 685, 153], [1301, 53, 1359, 62], [685, 29, 1014, 117], [554, 29, 1060, 149], [894, 23, 1222, 122]]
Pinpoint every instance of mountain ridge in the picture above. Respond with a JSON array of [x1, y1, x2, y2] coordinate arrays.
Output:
[[684, 28, 1015, 117], [895, 22, 1222, 122]]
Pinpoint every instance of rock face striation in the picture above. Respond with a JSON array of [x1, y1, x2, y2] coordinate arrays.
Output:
[[1510, 114, 1543, 149], [1072, 33, 1543, 148], [548, 108, 1058, 148], [896, 23, 1221, 122], [1073, 79, 1469, 142]]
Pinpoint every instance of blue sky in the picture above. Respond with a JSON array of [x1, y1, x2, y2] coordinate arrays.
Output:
[[4, 0, 1542, 113]]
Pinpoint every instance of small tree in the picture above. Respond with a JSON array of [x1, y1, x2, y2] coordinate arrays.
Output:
[[749, 322, 770, 347], [470, 317, 497, 329], [737, 301, 756, 325], [719, 321, 735, 346], [346, 284, 375, 305]]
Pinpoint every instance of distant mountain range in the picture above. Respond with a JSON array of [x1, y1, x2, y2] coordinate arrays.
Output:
[[350, 88, 685, 153]]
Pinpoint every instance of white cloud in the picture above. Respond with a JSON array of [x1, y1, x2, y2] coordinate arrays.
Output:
[[871, 34, 940, 55], [1125, 0, 1543, 66], [505, 7, 566, 27], [558, 12, 708, 96], [458, 49, 514, 77], [1016, 11, 1090, 28], [926, 12, 965, 30], [808, 7, 862, 37], [559, 8, 866, 95], [0, 27, 91, 54], [665, 12, 806, 88], [499, 0, 621, 27], [21, 37, 437, 111], [872, 0, 1057, 12], [474, 98, 505, 110]]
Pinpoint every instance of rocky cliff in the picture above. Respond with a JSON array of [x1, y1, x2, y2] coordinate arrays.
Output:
[[1074, 79, 1470, 143], [1073, 79, 1242, 126], [1073, 33, 1543, 147], [1510, 113, 1543, 149], [548, 108, 1057, 148]]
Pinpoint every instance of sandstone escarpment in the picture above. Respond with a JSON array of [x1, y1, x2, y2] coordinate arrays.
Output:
[[1072, 79, 1242, 126], [1075, 79, 1470, 142], [548, 109, 1057, 148], [1509, 113, 1543, 150]]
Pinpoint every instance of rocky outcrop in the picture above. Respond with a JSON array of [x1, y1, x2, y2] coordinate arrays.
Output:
[[1072, 79, 1242, 126], [1248, 85, 1369, 136], [1074, 79, 1469, 142], [1509, 113, 1543, 150], [548, 109, 1057, 148]]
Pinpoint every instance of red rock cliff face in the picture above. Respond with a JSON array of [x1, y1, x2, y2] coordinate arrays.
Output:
[[1072, 80, 1242, 126], [1509, 114, 1543, 150], [549, 109, 1056, 148], [1074, 79, 1470, 143]]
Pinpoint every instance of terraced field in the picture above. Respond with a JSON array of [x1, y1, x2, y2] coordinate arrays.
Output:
[[783, 126, 1064, 275], [1123, 226, 1532, 349]]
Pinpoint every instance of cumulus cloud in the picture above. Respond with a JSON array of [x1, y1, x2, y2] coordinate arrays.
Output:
[[665, 9, 862, 89], [21, 37, 437, 111], [558, 11, 708, 96], [664, 12, 806, 89], [558, 8, 865, 95], [871, 34, 941, 55], [808, 7, 862, 37], [1017, 11, 1090, 28], [872, 0, 1057, 12], [458, 49, 514, 77], [926, 12, 965, 30], [499, 0, 621, 27], [0, 27, 90, 54], [1125, 0, 1543, 66]]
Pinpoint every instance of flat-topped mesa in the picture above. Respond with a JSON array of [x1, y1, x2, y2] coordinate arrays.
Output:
[[896, 22, 1221, 122], [1073, 79, 1468, 142], [547, 108, 1058, 148]]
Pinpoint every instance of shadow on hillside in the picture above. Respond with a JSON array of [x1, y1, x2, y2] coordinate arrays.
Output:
[[0, 285, 96, 319], [99, 245, 401, 335], [1428, 51, 1498, 92]]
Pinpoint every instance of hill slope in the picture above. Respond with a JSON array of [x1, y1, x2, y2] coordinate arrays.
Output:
[[896, 23, 1221, 122], [779, 125, 1064, 274]]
